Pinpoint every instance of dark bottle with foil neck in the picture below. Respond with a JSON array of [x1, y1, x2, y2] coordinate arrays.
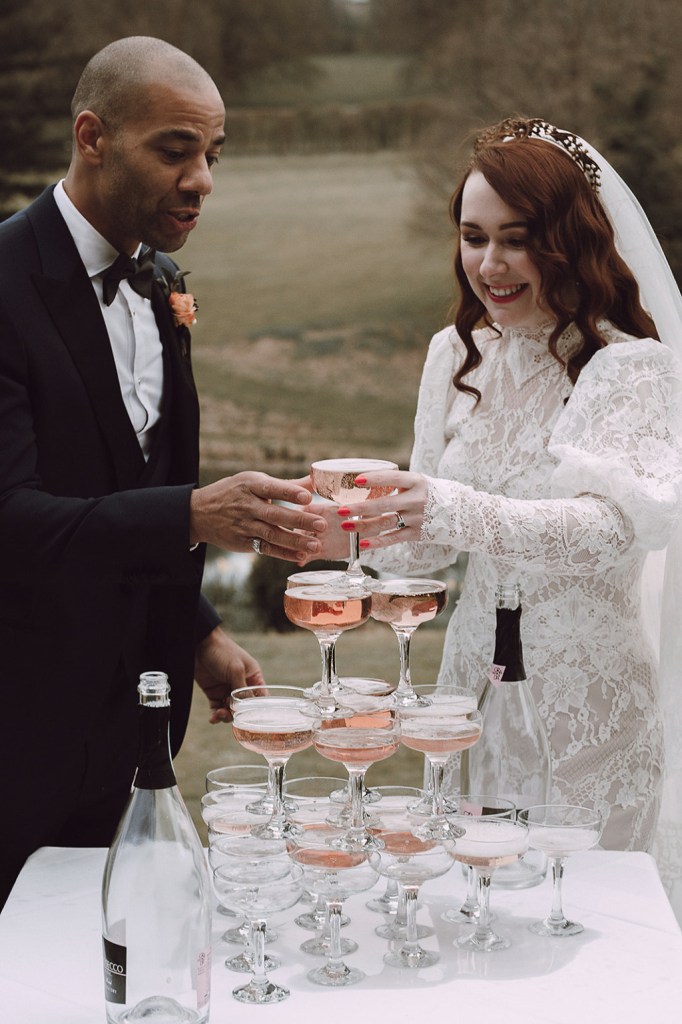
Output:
[[461, 583, 552, 888], [101, 672, 211, 1023]]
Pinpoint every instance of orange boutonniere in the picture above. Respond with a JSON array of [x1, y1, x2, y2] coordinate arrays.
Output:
[[157, 268, 198, 328], [169, 290, 198, 327]]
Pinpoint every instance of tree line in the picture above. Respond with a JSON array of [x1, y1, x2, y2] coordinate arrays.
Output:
[[1, 0, 680, 279]]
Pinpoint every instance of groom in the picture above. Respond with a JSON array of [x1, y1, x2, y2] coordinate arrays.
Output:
[[0, 36, 326, 909]]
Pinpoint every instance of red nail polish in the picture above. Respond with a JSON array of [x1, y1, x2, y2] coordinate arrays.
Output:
[[341, 521, 355, 532], [337, 507, 351, 516], [359, 539, 371, 549], [354, 476, 367, 485]]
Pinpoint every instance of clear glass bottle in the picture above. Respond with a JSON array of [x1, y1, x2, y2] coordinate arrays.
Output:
[[102, 672, 211, 1023], [460, 582, 552, 888]]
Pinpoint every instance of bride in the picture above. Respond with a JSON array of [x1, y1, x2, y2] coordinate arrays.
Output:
[[304, 117, 682, 915]]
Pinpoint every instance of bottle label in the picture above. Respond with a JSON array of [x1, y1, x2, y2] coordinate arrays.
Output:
[[489, 663, 506, 687], [196, 946, 211, 1008], [102, 936, 126, 1004]]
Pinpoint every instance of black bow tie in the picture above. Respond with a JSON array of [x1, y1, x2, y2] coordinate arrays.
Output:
[[101, 250, 157, 306]]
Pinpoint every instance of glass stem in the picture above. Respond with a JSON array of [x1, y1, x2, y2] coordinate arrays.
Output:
[[548, 857, 567, 924], [460, 864, 478, 915], [402, 885, 420, 952], [326, 899, 345, 970], [317, 637, 338, 700], [429, 760, 445, 817], [474, 870, 492, 943], [393, 627, 416, 696], [348, 769, 366, 835], [347, 530, 364, 577], [268, 761, 286, 824], [250, 919, 268, 988]]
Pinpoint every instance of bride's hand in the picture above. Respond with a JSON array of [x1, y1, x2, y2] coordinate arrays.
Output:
[[335, 470, 428, 552]]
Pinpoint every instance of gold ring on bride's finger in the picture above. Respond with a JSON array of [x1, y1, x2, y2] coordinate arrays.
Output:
[[394, 512, 407, 530]]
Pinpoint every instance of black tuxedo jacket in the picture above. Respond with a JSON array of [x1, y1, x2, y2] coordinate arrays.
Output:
[[0, 188, 217, 874]]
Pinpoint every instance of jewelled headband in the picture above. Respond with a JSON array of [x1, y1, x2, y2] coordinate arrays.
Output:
[[475, 117, 602, 194]]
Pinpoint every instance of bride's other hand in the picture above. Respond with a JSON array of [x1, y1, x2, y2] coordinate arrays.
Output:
[[336, 470, 428, 551]]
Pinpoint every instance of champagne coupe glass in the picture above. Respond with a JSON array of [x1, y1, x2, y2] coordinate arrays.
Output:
[[310, 457, 398, 585], [205, 763, 272, 816], [449, 816, 529, 951], [230, 686, 313, 839], [289, 843, 380, 986], [282, 775, 350, 930], [283, 583, 371, 710], [519, 804, 604, 936], [312, 699, 401, 850], [377, 831, 455, 968], [398, 686, 481, 840], [364, 785, 427, 914], [213, 856, 303, 1004], [209, 836, 286, 971], [370, 578, 449, 705], [442, 793, 516, 924]]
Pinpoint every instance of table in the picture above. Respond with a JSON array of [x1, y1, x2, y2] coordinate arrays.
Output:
[[1, 847, 681, 1023]]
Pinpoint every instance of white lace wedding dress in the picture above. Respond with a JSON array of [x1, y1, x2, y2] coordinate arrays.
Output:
[[367, 319, 682, 859]]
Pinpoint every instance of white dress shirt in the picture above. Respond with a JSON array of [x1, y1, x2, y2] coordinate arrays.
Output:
[[53, 180, 164, 459]]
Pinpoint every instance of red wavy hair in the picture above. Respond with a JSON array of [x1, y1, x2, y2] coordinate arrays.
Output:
[[450, 129, 658, 402]]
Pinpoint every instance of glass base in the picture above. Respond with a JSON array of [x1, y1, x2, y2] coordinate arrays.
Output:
[[375, 920, 433, 941], [295, 909, 349, 931], [120, 996, 198, 1022], [366, 893, 399, 915], [307, 962, 365, 987], [441, 904, 478, 924], [384, 946, 439, 969], [457, 929, 510, 952], [224, 951, 280, 973], [232, 980, 290, 1004], [222, 923, 277, 945], [300, 933, 358, 957], [530, 917, 584, 937], [413, 816, 465, 841]]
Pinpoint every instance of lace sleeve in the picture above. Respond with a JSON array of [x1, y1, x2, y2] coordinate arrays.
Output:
[[550, 338, 682, 549], [420, 337, 682, 575], [421, 480, 632, 575]]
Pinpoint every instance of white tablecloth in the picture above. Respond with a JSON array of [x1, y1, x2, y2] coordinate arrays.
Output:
[[1, 847, 681, 1023]]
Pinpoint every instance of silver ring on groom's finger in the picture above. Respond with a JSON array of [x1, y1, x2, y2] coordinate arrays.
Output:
[[394, 511, 407, 530], [251, 538, 262, 555]]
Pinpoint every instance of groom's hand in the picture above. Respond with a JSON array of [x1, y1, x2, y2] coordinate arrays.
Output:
[[189, 471, 326, 563]]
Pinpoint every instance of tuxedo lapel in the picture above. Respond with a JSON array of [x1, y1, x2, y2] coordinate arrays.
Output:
[[27, 190, 145, 488], [151, 275, 200, 483]]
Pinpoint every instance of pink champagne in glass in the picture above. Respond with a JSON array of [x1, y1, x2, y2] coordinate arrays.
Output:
[[310, 458, 397, 583]]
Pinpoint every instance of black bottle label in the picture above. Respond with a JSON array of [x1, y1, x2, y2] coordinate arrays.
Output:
[[134, 705, 177, 789], [492, 606, 526, 682], [102, 936, 126, 1003]]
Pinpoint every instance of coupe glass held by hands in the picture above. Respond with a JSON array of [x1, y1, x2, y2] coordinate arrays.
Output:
[[519, 804, 604, 936], [370, 579, 449, 705], [310, 458, 398, 584]]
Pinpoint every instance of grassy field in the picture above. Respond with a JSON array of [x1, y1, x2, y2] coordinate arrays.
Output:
[[179, 151, 455, 477], [174, 622, 445, 839]]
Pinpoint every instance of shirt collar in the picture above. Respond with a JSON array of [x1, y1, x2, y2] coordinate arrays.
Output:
[[53, 180, 142, 278]]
